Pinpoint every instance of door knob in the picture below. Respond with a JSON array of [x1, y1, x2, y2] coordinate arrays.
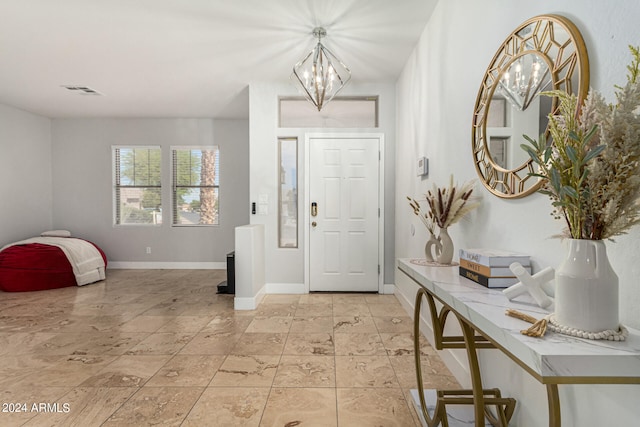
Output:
[[311, 221, 317, 227]]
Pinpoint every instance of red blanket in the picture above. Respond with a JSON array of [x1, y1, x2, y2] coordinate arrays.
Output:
[[0, 241, 107, 292]]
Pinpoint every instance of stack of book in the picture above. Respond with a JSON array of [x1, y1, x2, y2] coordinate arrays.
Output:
[[458, 248, 531, 288]]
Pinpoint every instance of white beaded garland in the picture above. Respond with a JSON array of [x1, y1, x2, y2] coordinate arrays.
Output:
[[547, 315, 628, 341]]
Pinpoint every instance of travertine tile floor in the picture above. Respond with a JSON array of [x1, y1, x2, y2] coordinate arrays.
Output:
[[0, 269, 459, 426]]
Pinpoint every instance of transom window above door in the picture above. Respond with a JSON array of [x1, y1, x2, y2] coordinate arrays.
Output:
[[279, 96, 378, 128]]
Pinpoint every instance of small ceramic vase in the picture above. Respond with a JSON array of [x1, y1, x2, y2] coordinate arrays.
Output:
[[436, 227, 454, 265], [425, 234, 442, 262]]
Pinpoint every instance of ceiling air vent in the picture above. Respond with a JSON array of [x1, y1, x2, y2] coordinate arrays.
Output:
[[61, 85, 103, 96]]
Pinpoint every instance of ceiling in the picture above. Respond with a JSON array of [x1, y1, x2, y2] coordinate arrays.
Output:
[[0, 0, 436, 119]]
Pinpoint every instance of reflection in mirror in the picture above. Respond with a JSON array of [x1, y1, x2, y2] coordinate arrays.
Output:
[[489, 137, 508, 168], [472, 14, 589, 198], [486, 94, 550, 171], [498, 53, 552, 111]]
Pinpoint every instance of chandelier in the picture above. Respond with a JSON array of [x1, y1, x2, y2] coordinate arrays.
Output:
[[498, 54, 551, 111], [291, 27, 351, 111]]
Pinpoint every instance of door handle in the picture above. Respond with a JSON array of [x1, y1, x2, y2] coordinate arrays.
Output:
[[311, 202, 318, 217]]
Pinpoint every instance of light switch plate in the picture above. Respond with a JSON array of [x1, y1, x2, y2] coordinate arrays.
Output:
[[417, 157, 428, 176]]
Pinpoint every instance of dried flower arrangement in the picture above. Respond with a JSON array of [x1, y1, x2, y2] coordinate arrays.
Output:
[[522, 45, 640, 240], [425, 175, 479, 229], [407, 175, 479, 233], [407, 196, 437, 237], [408, 175, 479, 264], [407, 195, 442, 262]]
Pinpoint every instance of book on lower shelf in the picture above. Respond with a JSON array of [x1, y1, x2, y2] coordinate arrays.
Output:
[[459, 258, 530, 277], [459, 248, 530, 267], [459, 266, 519, 288]]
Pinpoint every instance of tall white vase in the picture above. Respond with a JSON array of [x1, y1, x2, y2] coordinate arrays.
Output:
[[554, 239, 619, 332], [436, 227, 454, 265]]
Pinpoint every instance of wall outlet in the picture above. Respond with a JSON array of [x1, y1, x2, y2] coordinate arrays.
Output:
[[145, 247, 151, 254]]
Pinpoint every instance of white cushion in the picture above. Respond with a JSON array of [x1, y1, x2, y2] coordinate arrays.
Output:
[[40, 230, 71, 237]]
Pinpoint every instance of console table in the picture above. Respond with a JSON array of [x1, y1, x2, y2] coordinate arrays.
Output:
[[397, 258, 640, 427]]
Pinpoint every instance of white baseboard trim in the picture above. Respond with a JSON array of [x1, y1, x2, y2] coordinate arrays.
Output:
[[265, 282, 306, 294], [382, 283, 395, 294], [234, 285, 266, 310], [394, 283, 470, 386], [107, 261, 226, 270]]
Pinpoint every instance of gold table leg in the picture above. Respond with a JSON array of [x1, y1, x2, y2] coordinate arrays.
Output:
[[459, 319, 487, 426], [413, 288, 446, 426], [413, 288, 515, 427], [547, 384, 561, 427]]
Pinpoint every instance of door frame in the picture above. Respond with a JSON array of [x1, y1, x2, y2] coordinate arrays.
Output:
[[304, 132, 385, 294]]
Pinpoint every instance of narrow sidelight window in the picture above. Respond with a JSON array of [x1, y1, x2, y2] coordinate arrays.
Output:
[[278, 137, 298, 247]]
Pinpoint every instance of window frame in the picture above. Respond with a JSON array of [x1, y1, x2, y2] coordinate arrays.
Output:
[[170, 145, 220, 227], [112, 145, 163, 226]]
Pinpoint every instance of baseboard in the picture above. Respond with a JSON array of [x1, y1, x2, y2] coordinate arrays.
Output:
[[234, 285, 266, 310], [265, 282, 306, 294], [107, 261, 226, 270], [382, 283, 395, 294]]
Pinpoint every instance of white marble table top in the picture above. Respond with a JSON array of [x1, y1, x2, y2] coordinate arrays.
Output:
[[398, 258, 640, 384]]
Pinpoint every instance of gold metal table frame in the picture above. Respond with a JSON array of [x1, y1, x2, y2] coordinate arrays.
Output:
[[400, 259, 640, 427], [413, 287, 517, 427]]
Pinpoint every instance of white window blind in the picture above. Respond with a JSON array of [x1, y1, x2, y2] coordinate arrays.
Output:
[[113, 146, 162, 225], [172, 146, 220, 226]]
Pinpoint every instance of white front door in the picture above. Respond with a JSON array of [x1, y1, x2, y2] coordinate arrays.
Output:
[[308, 136, 380, 292]]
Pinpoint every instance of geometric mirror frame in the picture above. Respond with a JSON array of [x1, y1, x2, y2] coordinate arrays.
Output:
[[472, 14, 590, 198]]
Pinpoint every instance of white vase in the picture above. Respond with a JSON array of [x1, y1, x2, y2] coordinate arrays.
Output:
[[436, 227, 454, 265], [424, 234, 441, 262], [554, 239, 619, 332]]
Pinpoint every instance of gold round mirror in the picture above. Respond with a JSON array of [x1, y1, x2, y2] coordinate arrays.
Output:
[[472, 14, 589, 198]]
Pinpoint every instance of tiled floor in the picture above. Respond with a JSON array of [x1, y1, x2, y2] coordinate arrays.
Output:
[[0, 269, 459, 426]]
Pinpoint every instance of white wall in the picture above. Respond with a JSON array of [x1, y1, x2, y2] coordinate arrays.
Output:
[[0, 103, 52, 245], [51, 118, 249, 265], [395, 1, 640, 425], [249, 82, 396, 288]]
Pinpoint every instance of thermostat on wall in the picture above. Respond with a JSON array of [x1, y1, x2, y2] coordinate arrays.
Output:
[[417, 157, 428, 177]]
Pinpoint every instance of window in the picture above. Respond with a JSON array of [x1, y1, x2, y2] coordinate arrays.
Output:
[[278, 137, 298, 248], [279, 96, 378, 128], [113, 146, 162, 225], [172, 146, 220, 226]]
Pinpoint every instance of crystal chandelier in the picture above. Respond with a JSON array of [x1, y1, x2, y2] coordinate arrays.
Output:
[[291, 27, 351, 111], [498, 55, 551, 111]]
